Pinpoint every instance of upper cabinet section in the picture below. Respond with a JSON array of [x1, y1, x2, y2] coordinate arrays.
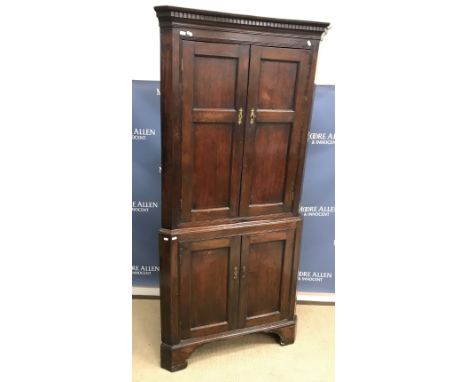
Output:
[[155, 7, 329, 229]]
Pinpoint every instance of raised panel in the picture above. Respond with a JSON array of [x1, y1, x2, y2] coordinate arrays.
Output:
[[193, 123, 233, 210], [181, 41, 249, 223], [250, 123, 291, 205], [246, 240, 284, 317], [258, 60, 298, 110], [190, 248, 229, 328], [194, 56, 237, 109]]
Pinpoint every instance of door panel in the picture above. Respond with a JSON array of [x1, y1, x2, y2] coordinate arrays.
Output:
[[192, 123, 232, 210], [181, 41, 249, 223], [257, 59, 298, 110], [250, 123, 291, 205], [240, 46, 310, 217], [238, 229, 295, 327], [246, 240, 284, 317], [179, 236, 241, 338], [193, 55, 237, 108], [190, 247, 229, 328]]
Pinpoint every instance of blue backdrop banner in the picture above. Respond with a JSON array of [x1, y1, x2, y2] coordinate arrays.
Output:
[[298, 85, 335, 293], [132, 80, 335, 293], [132, 81, 161, 287]]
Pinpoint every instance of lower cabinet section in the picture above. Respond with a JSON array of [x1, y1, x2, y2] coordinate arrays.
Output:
[[159, 218, 302, 371]]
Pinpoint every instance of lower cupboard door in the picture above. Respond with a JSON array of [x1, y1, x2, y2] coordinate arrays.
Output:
[[178, 236, 241, 339], [238, 229, 295, 327]]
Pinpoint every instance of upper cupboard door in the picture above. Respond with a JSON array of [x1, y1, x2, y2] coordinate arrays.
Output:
[[239, 46, 310, 217], [180, 41, 249, 223]]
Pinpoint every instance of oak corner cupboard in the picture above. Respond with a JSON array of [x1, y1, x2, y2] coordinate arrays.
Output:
[[153, 5, 329, 372]]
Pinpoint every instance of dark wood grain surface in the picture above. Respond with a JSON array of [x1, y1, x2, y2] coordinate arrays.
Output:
[[154, 6, 328, 372]]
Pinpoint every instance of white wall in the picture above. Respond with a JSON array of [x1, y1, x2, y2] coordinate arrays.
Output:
[[129, 0, 335, 84]]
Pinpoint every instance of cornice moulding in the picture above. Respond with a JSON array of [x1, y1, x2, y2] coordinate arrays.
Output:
[[154, 6, 330, 37]]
